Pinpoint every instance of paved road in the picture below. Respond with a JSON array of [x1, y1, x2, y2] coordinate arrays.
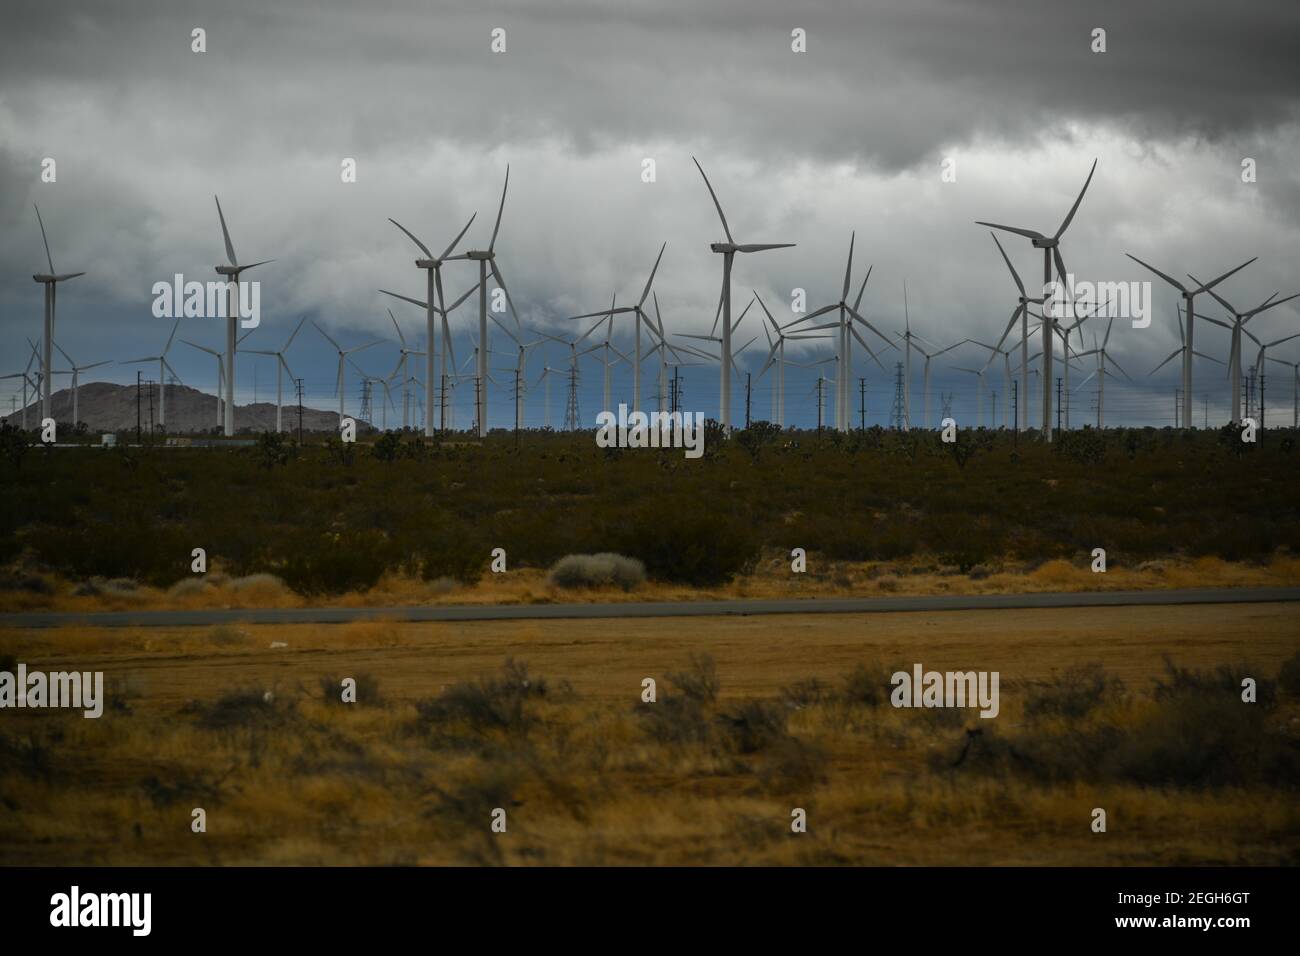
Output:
[[2, 587, 1297, 629]]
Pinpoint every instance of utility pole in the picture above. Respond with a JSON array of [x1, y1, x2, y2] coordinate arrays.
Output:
[[295, 378, 304, 444], [1259, 368, 1266, 429], [744, 372, 751, 429], [438, 375, 447, 435], [671, 366, 681, 416], [473, 376, 483, 437], [858, 377, 867, 431], [1011, 381, 1018, 446], [1055, 378, 1062, 435], [816, 376, 824, 437], [1204, 395, 1208, 429], [136, 370, 142, 445], [1175, 389, 1181, 428], [147, 379, 155, 440], [514, 367, 522, 448]]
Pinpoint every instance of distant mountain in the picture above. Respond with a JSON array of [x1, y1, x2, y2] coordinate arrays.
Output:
[[1, 382, 373, 435]]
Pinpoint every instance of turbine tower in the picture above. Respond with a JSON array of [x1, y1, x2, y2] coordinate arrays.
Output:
[[32, 206, 85, 424], [756, 292, 830, 428], [123, 319, 183, 430], [1074, 315, 1132, 428], [1124, 254, 1255, 429], [213, 196, 274, 437], [52, 343, 109, 427], [313, 322, 380, 425], [1193, 284, 1298, 423], [245, 316, 307, 433], [384, 211, 476, 434], [692, 157, 794, 434], [566, 242, 666, 414], [976, 158, 1097, 439]]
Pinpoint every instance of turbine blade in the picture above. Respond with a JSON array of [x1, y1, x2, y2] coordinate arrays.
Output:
[[489, 165, 509, 253], [638, 241, 667, 307], [1197, 257, 1257, 293], [990, 233, 1025, 297], [1054, 158, 1098, 239], [34, 204, 55, 274], [692, 157, 734, 244], [440, 212, 477, 261], [1126, 253, 1187, 294], [379, 289, 429, 309], [974, 221, 1044, 242], [388, 218, 432, 258], [214, 195, 238, 267]]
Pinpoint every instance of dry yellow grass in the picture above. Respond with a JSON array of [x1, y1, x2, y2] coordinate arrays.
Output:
[[3, 551, 1299, 614], [0, 603, 1296, 866]]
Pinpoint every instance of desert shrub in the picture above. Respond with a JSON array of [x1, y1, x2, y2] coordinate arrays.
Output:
[[547, 552, 646, 591], [206, 625, 250, 647], [637, 654, 719, 747], [620, 504, 760, 586], [414, 659, 546, 738], [0, 573, 54, 594], [1023, 663, 1124, 720], [1278, 651, 1300, 698], [840, 661, 897, 708], [780, 678, 830, 710], [1055, 426, 1106, 466], [168, 577, 215, 598], [1152, 656, 1276, 710], [719, 699, 788, 753], [196, 685, 298, 731], [279, 529, 391, 595], [253, 431, 291, 469]]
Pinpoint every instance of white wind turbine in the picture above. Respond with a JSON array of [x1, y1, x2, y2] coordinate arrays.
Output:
[[1253, 331, 1300, 429], [348, 357, 397, 430], [1074, 314, 1132, 429], [986, 232, 1047, 433], [1, 346, 41, 430], [1193, 283, 1298, 423], [1125, 254, 1255, 429], [123, 319, 183, 430], [380, 309, 426, 430], [644, 292, 701, 415], [382, 210, 477, 434], [313, 322, 380, 425], [693, 157, 795, 434], [566, 242, 666, 414], [970, 340, 1015, 428], [456, 167, 524, 437], [32, 205, 86, 423], [785, 234, 894, 431], [213, 197, 274, 437], [755, 292, 831, 428], [951, 363, 988, 427], [245, 316, 306, 433], [1264, 355, 1300, 427], [977, 160, 1098, 439], [181, 339, 227, 429], [51, 343, 110, 427], [1149, 304, 1225, 412], [490, 315, 543, 432]]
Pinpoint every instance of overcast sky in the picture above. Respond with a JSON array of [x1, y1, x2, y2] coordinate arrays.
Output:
[[2, 0, 1299, 428]]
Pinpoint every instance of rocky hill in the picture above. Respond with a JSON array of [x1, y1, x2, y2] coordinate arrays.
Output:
[[1, 382, 370, 435]]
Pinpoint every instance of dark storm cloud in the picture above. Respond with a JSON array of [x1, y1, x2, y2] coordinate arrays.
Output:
[[0, 0, 1298, 426]]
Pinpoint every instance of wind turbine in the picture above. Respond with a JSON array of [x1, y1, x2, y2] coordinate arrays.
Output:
[[123, 319, 183, 430], [1264, 355, 1300, 427], [32, 205, 86, 424], [904, 337, 965, 429], [1253, 331, 1300, 429], [986, 233, 1047, 433], [976, 159, 1098, 439], [348, 357, 397, 430], [1193, 283, 1298, 423], [693, 157, 795, 434], [458, 167, 523, 437], [1073, 315, 1132, 429], [951, 365, 988, 427], [1, 345, 41, 430], [785, 234, 893, 431], [383, 210, 476, 435], [213, 196, 274, 437], [313, 322, 380, 425], [491, 315, 543, 432], [970, 340, 1015, 428], [1124, 253, 1255, 429], [755, 292, 831, 428], [181, 339, 227, 429], [1150, 304, 1225, 406], [379, 308, 426, 429], [245, 316, 307, 433], [51, 343, 109, 427], [566, 242, 666, 414]]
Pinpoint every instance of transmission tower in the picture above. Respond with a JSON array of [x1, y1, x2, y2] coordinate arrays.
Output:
[[940, 391, 953, 421], [564, 365, 580, 431], [890, 361, 905, 430]]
